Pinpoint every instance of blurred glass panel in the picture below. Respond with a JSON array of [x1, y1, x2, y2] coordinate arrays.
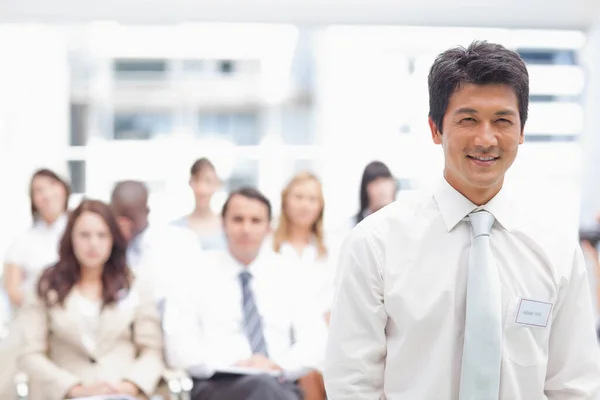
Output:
[[181, 59, 204, 75], [528, 65, 584, 96], [68, 160, 86, 194], [113, 112, 173, 140], [517, 49, 577, 65], [281, 106, 315, 145], [113, 59, 169, 80], [219, 60, 235, 75], [70, 103, 88, 146], [225, 158, 259, 191], [197, 112, 261, 145], [527, 102, 583, 135], [292, 159, 315, 175]]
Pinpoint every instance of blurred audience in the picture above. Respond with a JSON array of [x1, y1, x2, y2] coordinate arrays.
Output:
[[14, 158, 596, 400], [173, 158, 227, 250], [18, 199, 164, 400], [163, 187, 327, 400]]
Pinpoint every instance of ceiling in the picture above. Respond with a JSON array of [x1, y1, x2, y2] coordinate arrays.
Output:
[[2, 0, 599, 30]]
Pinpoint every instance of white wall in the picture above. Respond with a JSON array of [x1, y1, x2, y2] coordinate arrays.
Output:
[[0, 24, 70, 259]]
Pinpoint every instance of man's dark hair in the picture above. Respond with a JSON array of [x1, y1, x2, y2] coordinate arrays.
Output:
[[110, 180, 149, 219], [221, 187, 272, 220], [428, 41, 529, 132]]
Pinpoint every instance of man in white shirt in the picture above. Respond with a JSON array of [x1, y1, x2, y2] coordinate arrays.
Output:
[[324, 41, 600, 400], [163, 187, 327, 400], [110, 180, 203, 305]]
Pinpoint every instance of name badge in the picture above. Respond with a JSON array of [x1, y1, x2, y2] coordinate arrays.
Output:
[[515, 298, 553, 328]]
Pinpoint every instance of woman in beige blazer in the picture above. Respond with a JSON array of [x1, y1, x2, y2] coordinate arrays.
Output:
[[18, 199, 164, 400]]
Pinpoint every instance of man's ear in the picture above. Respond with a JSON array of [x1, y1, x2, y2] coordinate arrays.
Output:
[[116, 216, 134, 241], [429, 117, 443, 145], [519, 128, 525, 145]]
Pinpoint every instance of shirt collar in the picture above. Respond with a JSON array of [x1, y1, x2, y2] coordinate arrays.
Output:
[[433, 177, 514, 233], [280, 237, 318, 259], [34, 213, 68, 233], [224, 248, 269, 278]]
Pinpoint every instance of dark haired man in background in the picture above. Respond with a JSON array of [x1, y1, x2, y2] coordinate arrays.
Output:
[[164, 187, 327, 400]]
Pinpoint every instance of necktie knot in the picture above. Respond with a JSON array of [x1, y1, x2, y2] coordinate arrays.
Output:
[[468, 210, 495, 238], [239, 270, 252, 286]]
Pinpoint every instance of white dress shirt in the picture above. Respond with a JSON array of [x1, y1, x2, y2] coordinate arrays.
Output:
[[129, 224, 204, 304], [163, 249, 328, 381], [4, 214, 68, 295], [325, 178, 600, 400]]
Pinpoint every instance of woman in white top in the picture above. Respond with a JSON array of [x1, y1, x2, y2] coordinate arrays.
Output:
[[18, 199, 164, 400], [172, 157, 226, 250], [3, 168, 70, 309], [272, 171, 334, 400], [273, 172, 340, 322]]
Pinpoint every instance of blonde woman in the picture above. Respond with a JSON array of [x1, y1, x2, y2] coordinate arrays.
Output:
[[274, 172, 328, 262], [273, 173, 340, 308], [272, 172, 336, 400]]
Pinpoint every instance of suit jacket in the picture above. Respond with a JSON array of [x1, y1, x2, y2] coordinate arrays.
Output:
[[18, 280, 164, 400]]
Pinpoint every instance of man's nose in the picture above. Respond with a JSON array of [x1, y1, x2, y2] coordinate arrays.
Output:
[[473, 122, 499, 148]]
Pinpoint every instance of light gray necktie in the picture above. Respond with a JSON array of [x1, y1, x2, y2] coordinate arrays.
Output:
[[239, 271, 269, 356], [459, 210, 502, 400]]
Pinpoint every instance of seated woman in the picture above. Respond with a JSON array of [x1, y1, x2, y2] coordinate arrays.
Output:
[[272, 172, 338, 400], [273, 172, 339, 324], [18, 199, 164, 400], [4, 168, 71, 310]]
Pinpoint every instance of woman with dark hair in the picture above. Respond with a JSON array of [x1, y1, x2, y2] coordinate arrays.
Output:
[[18, 200, 164, 400], [3, 168, 71, 308], [172, 157, 226, 250], [355, 161, 397, 225]]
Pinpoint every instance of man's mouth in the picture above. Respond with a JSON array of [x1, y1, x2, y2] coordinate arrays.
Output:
[[467, 155, 499, 161]]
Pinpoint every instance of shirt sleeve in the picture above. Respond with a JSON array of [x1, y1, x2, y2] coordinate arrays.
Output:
[[162, 264, 243, 379], [544, 243, 600, 399], [4, 232, 26, 265], [323, 225, 387, 399]]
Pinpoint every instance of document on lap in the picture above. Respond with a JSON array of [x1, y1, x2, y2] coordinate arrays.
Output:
[[213, 366, 281, 377], [70, 395, 138, 400]]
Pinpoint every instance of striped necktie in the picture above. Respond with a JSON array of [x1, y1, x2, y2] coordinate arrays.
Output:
[[459, 210, 502, 400], [239, 271, 269, 356]]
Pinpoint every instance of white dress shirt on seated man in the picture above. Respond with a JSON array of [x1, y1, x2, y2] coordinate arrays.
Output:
[[163, 248, 328, 382], [325, 177, 600, 399]]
